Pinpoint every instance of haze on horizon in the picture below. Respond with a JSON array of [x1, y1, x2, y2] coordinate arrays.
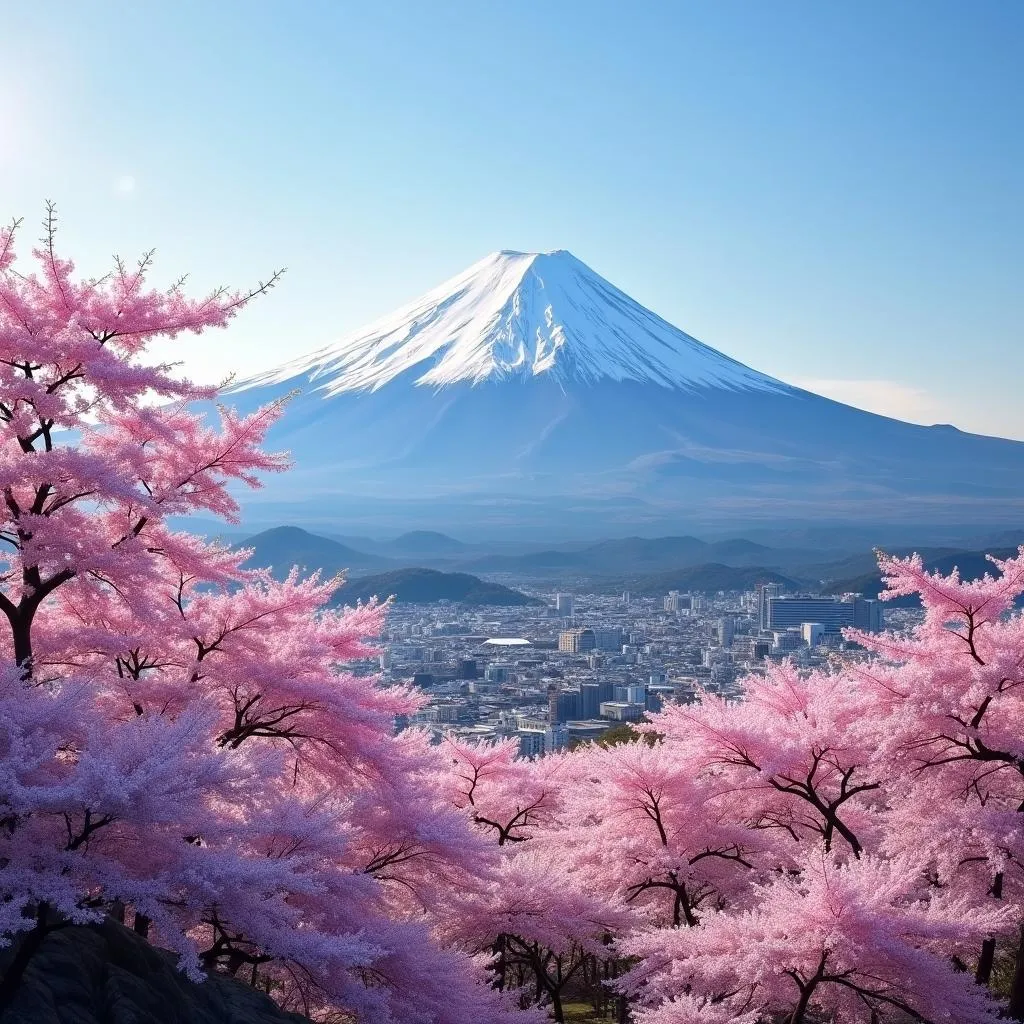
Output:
[[2, 1, 1021, 438]]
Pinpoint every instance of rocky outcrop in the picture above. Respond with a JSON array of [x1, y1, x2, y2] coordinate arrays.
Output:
[[0, 919, 309, 1024]]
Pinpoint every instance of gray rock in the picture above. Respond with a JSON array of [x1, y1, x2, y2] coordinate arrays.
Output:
[[0, 920, 309, 1024]]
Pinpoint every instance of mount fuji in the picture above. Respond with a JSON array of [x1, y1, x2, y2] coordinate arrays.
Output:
[[226, 250, 1024, 537]]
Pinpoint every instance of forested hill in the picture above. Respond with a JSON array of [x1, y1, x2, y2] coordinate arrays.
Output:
[[333, 568, 542, 607]]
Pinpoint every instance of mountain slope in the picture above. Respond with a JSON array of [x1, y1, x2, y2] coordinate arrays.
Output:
[[226, 250, 1024, 534], [239, 526, 392, 578]]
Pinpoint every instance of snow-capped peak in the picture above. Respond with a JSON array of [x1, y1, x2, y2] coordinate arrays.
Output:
[[242, 249, 790, 395]]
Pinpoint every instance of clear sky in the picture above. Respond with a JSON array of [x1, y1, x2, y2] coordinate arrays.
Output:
[[3, 2, 1022, 436]]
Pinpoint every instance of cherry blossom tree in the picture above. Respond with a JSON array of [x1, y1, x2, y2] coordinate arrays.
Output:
[[566, 740, 759, 929], [441, 738, 626, 1022], [651, 663, 888, 862], [443, 736, 564, 846], [0, 208, 517, 1024], [620, 850, 1004, 1024], [848, 548, 1024, 1011]]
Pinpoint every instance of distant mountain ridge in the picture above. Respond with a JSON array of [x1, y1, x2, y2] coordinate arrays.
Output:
[[237, 528, 540, 605], [237, 526, 815, 580], [381, 531, 469, 556], [233, 525, 1024, 604], [462, 535, 807, 575]]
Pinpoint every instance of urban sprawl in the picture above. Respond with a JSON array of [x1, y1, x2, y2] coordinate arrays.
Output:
[[351, 585, 917, 755]]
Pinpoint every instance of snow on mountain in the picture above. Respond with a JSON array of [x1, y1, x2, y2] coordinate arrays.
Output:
[[242, 249, 790, 395]]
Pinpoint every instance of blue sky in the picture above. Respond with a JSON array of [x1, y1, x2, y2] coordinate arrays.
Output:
[[3, 1, 1022, 435]]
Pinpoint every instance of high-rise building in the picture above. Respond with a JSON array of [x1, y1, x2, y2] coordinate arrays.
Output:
[[592, 626, 624, 652], [548, 686, 580, 724], [663, 591, 691, 612], [647, 685, 675, 712], [547, 686, 560, 725], [559, 628, 596, 653], [717, 617, 735, 648], [517, 724, 567, 756], [765, 596, 883, 634], [517, 729, 546, 758], [580, 681, 602, 718], [621, 591, 631, 605], [851, 597, 883, 633], [555, 593, 575, 619], [625, 683, 647, 705], [548, 724, 569, 752], [561, 688, 581, 722], [758, 583, 782, 631], [457, 658, 479, 680]]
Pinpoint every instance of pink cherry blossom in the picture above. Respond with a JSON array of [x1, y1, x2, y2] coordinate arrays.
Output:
[[0, 210, 521, 1024]]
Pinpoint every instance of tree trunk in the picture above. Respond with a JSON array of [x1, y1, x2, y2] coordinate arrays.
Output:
[[11, 618, 32, 679], [617, 992, 628, 1024], [976, 938, 997, 986], [1009, 924, 1024, 1020], [550, 987, 564, 1024], [133, 912, 151, 939], [788, 983, 816, 1024], [977, 871, 1004, 986]]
